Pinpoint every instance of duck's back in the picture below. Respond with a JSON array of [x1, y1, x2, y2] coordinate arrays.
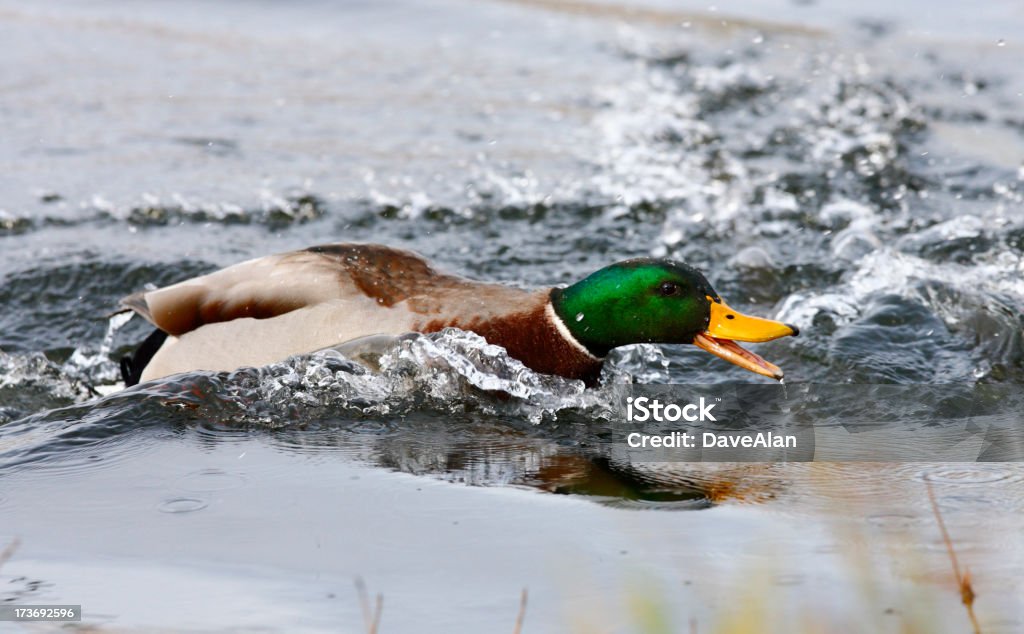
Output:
[[122, 243, 547, 382]]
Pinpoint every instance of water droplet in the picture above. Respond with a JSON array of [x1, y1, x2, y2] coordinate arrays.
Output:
[[997, 39, 1006, 47], [752, 34, 764, 44], [575, 312, 584, 322]]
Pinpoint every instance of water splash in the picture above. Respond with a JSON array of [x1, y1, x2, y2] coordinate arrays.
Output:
[[63, 311, 133, 387], [584, 28, 1024, 383], [88, 190, 326, 228], [136, 329, 617, 429], [0, 350, 95, 424]]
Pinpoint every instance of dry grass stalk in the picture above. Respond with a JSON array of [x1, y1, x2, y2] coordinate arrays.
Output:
[[925, 480, 980, 634], [355, 576, 383, 634], [513, 588, 528, 634], [0, 538, 19, 572]]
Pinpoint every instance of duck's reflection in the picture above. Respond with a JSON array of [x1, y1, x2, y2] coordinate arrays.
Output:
[[261, 417, 789, 510]]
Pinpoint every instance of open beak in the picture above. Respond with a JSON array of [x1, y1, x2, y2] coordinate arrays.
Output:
[[692, 297, 799, 380]]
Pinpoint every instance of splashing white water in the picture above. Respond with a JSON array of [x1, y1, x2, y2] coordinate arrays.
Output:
[[63, 311, 133, 387], [179, 329, 621, 427], [777, 247, 1024, 331]]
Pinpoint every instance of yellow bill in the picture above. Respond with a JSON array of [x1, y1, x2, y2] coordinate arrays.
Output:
[[692, 297, 799, 380]]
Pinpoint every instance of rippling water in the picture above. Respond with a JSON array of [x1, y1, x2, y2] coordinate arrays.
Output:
[[1, 0, 1023, 632]]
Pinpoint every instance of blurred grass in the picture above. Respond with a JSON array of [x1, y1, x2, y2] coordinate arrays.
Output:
[[607, 477, 990, 634], [0, 537, 18, 572]]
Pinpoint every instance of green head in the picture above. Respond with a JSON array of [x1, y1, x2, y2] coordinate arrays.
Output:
[[550, 258, 799, 380], [551, 259, 717, 356]]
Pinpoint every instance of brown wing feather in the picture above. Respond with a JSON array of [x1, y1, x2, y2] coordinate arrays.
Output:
[[301, 243, 472, 307], [119, 243, 488, 336]]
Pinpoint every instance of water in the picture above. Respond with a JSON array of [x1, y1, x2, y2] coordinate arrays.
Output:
[[2, 0, 1023, 631]]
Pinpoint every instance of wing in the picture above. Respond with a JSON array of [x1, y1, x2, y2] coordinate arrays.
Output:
[[118, 243, 471, 336]]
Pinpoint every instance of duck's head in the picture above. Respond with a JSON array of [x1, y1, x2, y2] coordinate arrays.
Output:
[[550, 258, 799, 380]]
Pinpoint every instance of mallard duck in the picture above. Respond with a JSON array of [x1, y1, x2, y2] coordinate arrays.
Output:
[[118, 243, 798, 386]]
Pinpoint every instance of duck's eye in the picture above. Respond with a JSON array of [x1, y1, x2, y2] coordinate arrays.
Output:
[[657, 281, 681, 296]]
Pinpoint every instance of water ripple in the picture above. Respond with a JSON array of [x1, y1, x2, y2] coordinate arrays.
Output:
[[918, 466, 1022, 485], [158, 497, 209, 514]]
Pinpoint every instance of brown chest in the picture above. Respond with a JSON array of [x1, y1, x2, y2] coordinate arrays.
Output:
[[417, 302, 604, 385]]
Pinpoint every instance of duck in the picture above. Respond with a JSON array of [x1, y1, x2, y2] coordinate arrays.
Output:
[[118, 242, 799, 387]]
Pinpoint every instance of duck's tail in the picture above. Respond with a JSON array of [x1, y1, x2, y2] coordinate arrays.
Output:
[[119, 328, 168, 387]]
